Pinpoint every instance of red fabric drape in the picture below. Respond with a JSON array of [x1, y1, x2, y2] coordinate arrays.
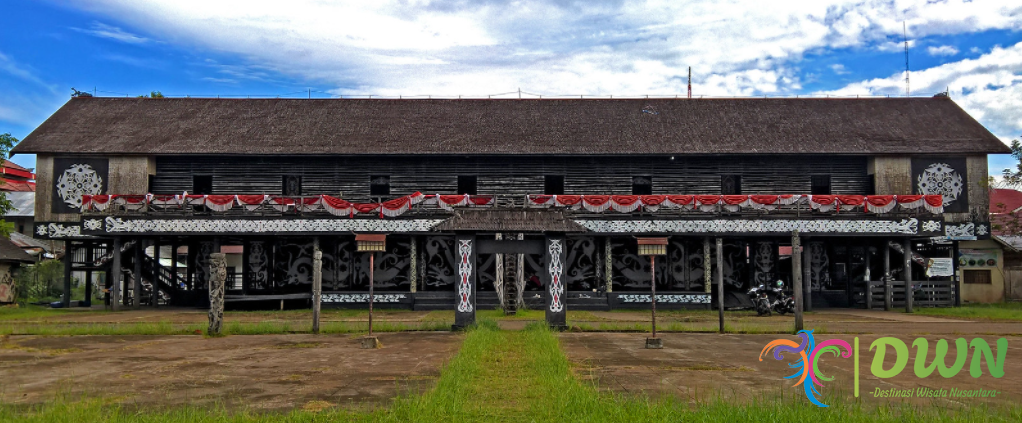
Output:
[[639, 195, 665, 206], [749, 195, 778, 205]]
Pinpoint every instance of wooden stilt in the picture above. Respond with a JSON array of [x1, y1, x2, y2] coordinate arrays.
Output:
[[904, 239, 914, 313], [716, 238, 724, 333], [792, 231, 803, 331], [312, 238, 322, 334], [133, 239, 143, 309], [884, 240, 892, 311], [111, 238, 122, 312], [802, 239, 812, 312], [62, 242, 73, 308], [208, 252, 226, 335]]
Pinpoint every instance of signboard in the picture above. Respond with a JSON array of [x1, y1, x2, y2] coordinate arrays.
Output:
[[925, 258, 954, 277], [958, 249, 998, 268]]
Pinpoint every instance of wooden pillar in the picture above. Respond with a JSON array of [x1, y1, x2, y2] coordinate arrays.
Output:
[[111, 238, 122, 311], [792, 231, 803, 331], [104, 265, 112, 309], [952, 240, 962, 307], [544, 235, 567, 329], [186, 241, 195, 291], [903, 239, 913, 313], [409, 236, 417, 293], [716, 237, 724, 333], [152, 240, 161, 308], [61, 242, 73, 308], [884, 240, 892, 311], [171, 242, 179, 293], [703, 237, 712, 309], [83, 242, 94, 307], [802, 239, 812, 312], [133, 239, 143, 309], [453, 234, 477, 329], [208, 252, 226, 335], [312, 238, 322, 334], [605, 237, 613, 293], [864, 247, 873, 310]]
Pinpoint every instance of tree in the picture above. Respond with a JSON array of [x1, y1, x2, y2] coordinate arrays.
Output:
[[1000, 138, 1022, 187], [0, 133, 18, 237], [137, 91, 164, 98]]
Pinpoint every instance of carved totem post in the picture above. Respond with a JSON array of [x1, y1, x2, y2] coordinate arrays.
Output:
[[544, 235, 567, 329], [453, 234, 477, 329], [208, 252, 226, 335]]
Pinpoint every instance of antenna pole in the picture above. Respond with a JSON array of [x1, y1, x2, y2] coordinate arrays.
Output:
[[904, 22, 910, 97], [687, 67, 692, 99]]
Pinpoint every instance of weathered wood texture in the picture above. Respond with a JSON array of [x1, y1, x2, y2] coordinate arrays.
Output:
[[150, 155, 872, 201], [869, 156, 912, 195], [108, 156, 153, 194]]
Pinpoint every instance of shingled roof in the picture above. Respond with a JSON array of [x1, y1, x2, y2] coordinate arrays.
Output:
[[12, 96, 1009, 156]]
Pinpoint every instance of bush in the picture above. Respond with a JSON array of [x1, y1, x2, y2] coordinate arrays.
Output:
[[13, 259, 66, 302]]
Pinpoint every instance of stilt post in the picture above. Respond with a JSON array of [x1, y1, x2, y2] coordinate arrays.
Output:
[[545, 235, 567, 329], [312, 238, 322, 334], [716, 237, 724, 333], [152, 239, 161, 307], [792, 231, 803, 332], [884, 240, 892, 311], [903, 239, 914, 313], [133, 239, 143, 309], [208, 252, 226, 335], [62, 242, 73, 308], [802, 239, 812, 312], [111, 238, 122, 311]]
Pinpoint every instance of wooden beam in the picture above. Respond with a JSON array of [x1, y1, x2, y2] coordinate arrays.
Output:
[[312, 238, 322, 335], [111, 238, 122, 312], [716, 237, 724, 333], [792, 231, 803, 331]]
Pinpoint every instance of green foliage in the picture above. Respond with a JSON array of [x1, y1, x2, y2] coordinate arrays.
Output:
[[138, 91, 165, 98], [12, 259, 66, 303]]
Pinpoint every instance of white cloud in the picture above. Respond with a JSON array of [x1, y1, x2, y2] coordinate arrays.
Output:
[[821, 42, 1022, 143], [71, 22, 151, 44], [927, 45, 959, 56], [830, 64, 849, 75], [60, 0, 1021, 97]]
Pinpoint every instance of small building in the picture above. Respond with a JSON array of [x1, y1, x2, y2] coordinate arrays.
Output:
[[0, 235, 35, 303], [11, 96, 1009, 320]]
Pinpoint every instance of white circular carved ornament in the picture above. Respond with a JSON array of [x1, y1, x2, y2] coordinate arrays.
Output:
[[916, 163, 962, 206], [55, 164, 103, 209]]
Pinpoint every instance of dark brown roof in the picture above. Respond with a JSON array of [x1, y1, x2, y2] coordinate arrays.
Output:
[[434, 210, 587, 232], [13, 96, 1009, 156], [0, 236, 34, 263]]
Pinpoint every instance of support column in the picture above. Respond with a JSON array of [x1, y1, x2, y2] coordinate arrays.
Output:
[[884, 240, 892, 311], [952, 241, 961, 307], [703, 237, 712, 310], [604, 237, 613, 293], [792, 231, 803, 331], [802, 239, 811, 312], [864, 247, 872, 310], [111, 238, 122, 311], [62, 242, 73, 308], [409, 236, 417, 293], [208, 252, 226, 335], [312, 238, 322, 334], [453, 234, 477, 329], [152, 239, 161, 308], [716, 238, 724, 333], [83, 242, 94, 307], [133, 239, 143, 309], [903, 239, 913, 313], [545, 235, 567, 329]]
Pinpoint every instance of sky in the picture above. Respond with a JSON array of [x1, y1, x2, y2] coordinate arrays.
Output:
[[1, 0, 1020, 176]]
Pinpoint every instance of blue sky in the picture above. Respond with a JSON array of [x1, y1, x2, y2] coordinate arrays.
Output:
[[2, 0, 1020, 176]]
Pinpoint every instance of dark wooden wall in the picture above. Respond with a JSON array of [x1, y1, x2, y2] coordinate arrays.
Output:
[[151, 155, 871, 201]]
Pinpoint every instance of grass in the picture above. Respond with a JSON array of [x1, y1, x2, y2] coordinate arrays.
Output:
[[911, 302, 1022, 321], [0, 304, 105, 321], [2, 320, 1019, 422], [0, 319, 452, 336]]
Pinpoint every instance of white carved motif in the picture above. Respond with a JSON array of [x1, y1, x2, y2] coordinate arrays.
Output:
[[457, 239, 474, 313], [83, 219, 103, 231], [976, 224, 989, 236], [55, 164, 103, 209], [619, 294, 711, 304], [36, 223, 83, 238], [574, 218, 919, 234], [548, 239, 564, 313], [945, 223, 975, 237], [917, 163, 963, 206], [102, 217, 443, 233], [922, 220, 942, 233], [321, 293, 406, 303]]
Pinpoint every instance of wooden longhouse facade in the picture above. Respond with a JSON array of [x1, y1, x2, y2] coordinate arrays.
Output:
[[13, 96, 1008, 327]]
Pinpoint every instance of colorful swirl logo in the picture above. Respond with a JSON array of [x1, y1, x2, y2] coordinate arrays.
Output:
[[760, 330, 853, 407]]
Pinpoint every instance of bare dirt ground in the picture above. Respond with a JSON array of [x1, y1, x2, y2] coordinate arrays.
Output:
[[0, 332, 461, 411], [561, 330, 1022, 407]]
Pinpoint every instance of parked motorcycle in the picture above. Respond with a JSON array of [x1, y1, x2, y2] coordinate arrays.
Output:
[[747, 280, 796, 316], [747, 283, 773, 316], [771, 280, 796, 315]]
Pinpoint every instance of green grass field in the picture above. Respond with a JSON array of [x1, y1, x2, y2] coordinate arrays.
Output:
[[2, 320, 1018, 422], [911, 302, 1022, 321]]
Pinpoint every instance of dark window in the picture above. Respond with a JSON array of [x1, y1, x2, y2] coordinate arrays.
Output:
[[147, 174, 155, 193], [192, 175, 213, 195], [370, 175, 391, 196], [963, 269, 992, 284], [721, 175, 741, 195], [544, 175, 564, 195], [811, 175, 831, 195], [458, 175, 477, 195], [282, 175, 302, 196], [631, 176, 652, 195], [867, 175, 876, 195]]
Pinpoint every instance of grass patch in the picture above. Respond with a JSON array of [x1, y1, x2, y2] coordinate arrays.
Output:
[[911, 302, 1022, 321], [3, 321, 1019, 422], [0, 319, 453, 336], [0, 304, 107, 321]]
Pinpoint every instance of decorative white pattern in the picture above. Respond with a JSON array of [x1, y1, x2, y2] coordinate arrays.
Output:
[[548, 239, 564, 313], [100, 217, 443, 233], [619, 294, 711, 304], [574, 218, 919, 234], [922, 220, 942, 233], [83, 219, 103, 231], [976, 224, 989, 236], [36, 223, 83, 238], [321, 293, 406, 303], [917, 163, 963, 206], [55, 164, 103, 209], [945, 223, 975, 238], [457, 239, 474, 313]]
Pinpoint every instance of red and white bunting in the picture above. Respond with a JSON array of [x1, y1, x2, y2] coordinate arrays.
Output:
[[897, 195, 944, 214], [865, 195, 896, 214], [236, 195, 268, 211], [808, 195, 838, 212], [149, 194, 182, 209], [204, 195, 235, 212], [114, 195, 148, 211]]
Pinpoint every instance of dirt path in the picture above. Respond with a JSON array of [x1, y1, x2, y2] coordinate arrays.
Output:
[[561, 332, 1021, 407], [0, 332, 460, 411]]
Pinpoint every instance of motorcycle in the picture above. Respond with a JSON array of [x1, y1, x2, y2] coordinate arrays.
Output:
[[747, 283, 773, 316], [748, 280, 796, 316], [771, 280, 796, 315]]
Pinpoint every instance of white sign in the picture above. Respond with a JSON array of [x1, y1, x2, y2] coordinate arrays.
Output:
[[925, 258, 954, 277]]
